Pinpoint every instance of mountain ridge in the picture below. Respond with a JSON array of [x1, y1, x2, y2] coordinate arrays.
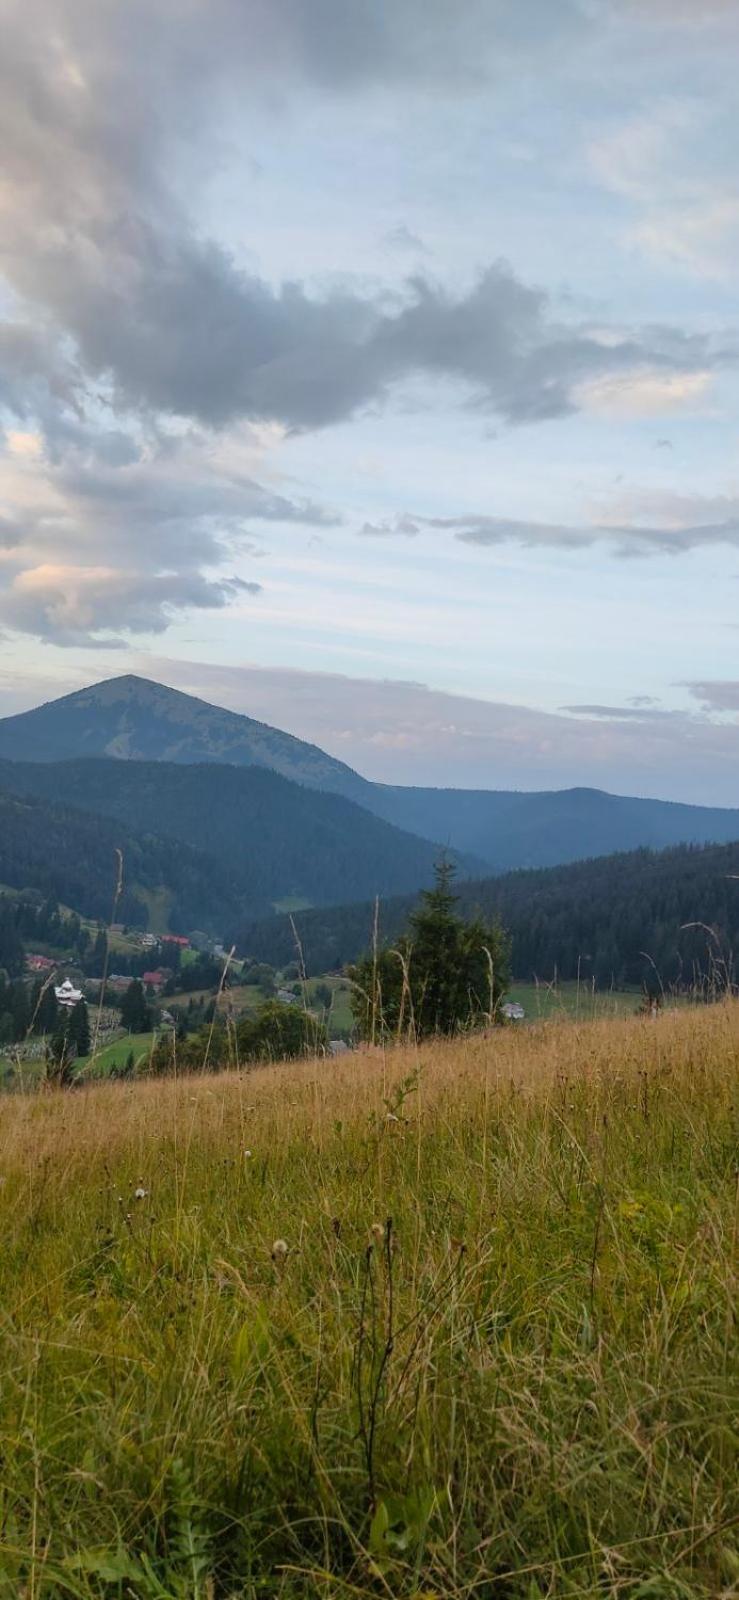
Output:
[[2, 675, 739, 871]]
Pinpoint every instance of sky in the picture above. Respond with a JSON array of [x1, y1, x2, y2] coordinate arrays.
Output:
[[1, 0, 739, 803]]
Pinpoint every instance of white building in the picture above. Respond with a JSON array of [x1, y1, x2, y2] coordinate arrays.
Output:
[[502, 1001, 525, 1022], [54, 978, 83, 1009]]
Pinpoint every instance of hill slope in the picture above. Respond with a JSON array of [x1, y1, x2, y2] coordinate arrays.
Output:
[[3, 675, 739, 870], [368, 782, 739, 868], [235, 838, 739, 988], [0, 789, 241, 930], [0, 675, 369, 799], [0, 757, 477, 915]]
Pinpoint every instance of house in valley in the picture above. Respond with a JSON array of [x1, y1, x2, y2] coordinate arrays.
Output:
[[54, 977, 84, 1009]]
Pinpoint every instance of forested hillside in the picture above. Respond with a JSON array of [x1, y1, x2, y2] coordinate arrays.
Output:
[[0, 757, 474, 910], [0, 790, 242, 930], [370, 782, 739, 867], [234, 840, 739, 988]]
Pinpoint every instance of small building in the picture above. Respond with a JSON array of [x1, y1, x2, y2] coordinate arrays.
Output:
[[27, 954, 55, 973], [328, 1039, 351, 1056], [142, 969, 170, 992], [54, 978, 83, 1009], [277, 987, 299, 1006], [161, 934, 190, 950], [138, 932, 159, 949], [502, 1001, 525, 1022]]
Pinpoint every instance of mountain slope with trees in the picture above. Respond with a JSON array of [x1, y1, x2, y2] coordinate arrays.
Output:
[[235, 840, 739, 990], [0, 789, 243, 930], [3, 675, 739, 870], [0, 758, 478, 917]]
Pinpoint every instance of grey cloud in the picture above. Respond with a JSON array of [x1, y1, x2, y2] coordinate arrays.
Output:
[[561, 704, 675, 720], [383, 226, 429, 254], [0, 569, 259, 649], [686, 681, 739, 712], [0, 2, 725, 437], [360, 516, 420, 538], [412, 508, 739, 556], [0, 427, 322, 640]]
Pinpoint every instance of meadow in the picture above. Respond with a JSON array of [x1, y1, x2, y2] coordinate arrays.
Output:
[[0, 1005, 736, 1598]]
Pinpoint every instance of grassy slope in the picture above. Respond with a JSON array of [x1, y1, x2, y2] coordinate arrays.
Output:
[[0, 1006, 737, 1597]]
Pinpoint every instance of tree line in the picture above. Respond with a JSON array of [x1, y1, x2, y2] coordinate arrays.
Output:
[[234, 840, 739, 991]]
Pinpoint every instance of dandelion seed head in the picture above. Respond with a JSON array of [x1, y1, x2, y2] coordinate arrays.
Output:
[[271, 1238, 288, 1260], [134, 1187, 148, 1200]]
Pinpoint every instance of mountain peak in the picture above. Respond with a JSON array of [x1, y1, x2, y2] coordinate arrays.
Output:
[[0, 673, 369, 798]]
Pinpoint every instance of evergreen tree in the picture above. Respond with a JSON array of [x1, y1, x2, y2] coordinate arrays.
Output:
[[68, 998, 91, 1057], [88, 927, 108, 979], [350, 861, 510, 1041], [0, 899, 25, 978], [119, 978, 151, 1033]]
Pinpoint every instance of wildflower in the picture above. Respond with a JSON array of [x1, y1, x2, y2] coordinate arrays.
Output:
[[271, 1238, 288, 1261], [134, 1186, 148, 1200], [243, 1149, 252, 1160]]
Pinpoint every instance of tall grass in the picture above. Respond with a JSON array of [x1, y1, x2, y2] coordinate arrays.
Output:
[[0, 1005, 737, 1597]]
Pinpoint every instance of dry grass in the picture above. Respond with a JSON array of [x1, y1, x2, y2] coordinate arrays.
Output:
[[0, 1005, 737, 1597]]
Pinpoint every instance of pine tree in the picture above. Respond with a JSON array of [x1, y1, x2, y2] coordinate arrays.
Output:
[[350, 861, 510, 1041], [119, 978, 151, 1034]]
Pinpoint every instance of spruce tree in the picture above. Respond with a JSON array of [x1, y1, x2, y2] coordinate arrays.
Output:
[[350, 861, 510, 1041], [120, 978, 151, 1033]]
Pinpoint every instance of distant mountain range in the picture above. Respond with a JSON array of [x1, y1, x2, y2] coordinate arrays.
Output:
[[1, 678, 739, 889], [2, 675, 739, 875]]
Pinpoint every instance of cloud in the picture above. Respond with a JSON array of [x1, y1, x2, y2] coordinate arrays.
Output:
[[0, 565, 258, 648], [577, 369, 713, 419], [0, 421, 332, 642], [0, 3, 728, 438], [390, 494, 739, 556], [382, 225, 429, 255], [360, 515, 420, 538], [589, 101, 739, 280], [561, 704, 674, 721], [130, 655, 739, 805], [686, 681, 739, 712]]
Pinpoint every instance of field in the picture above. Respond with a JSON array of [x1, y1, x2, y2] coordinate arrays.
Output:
[[507, 981, 650, 1021], [0, 1005, 736, 1597], [81, 1031, 157, 1076]]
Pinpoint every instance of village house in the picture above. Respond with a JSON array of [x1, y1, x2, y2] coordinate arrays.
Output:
[[142, 969, 171, 993], [161, 934, 190, 950], [54, 977, 84, 1009], [26, 953, 55, 973]]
